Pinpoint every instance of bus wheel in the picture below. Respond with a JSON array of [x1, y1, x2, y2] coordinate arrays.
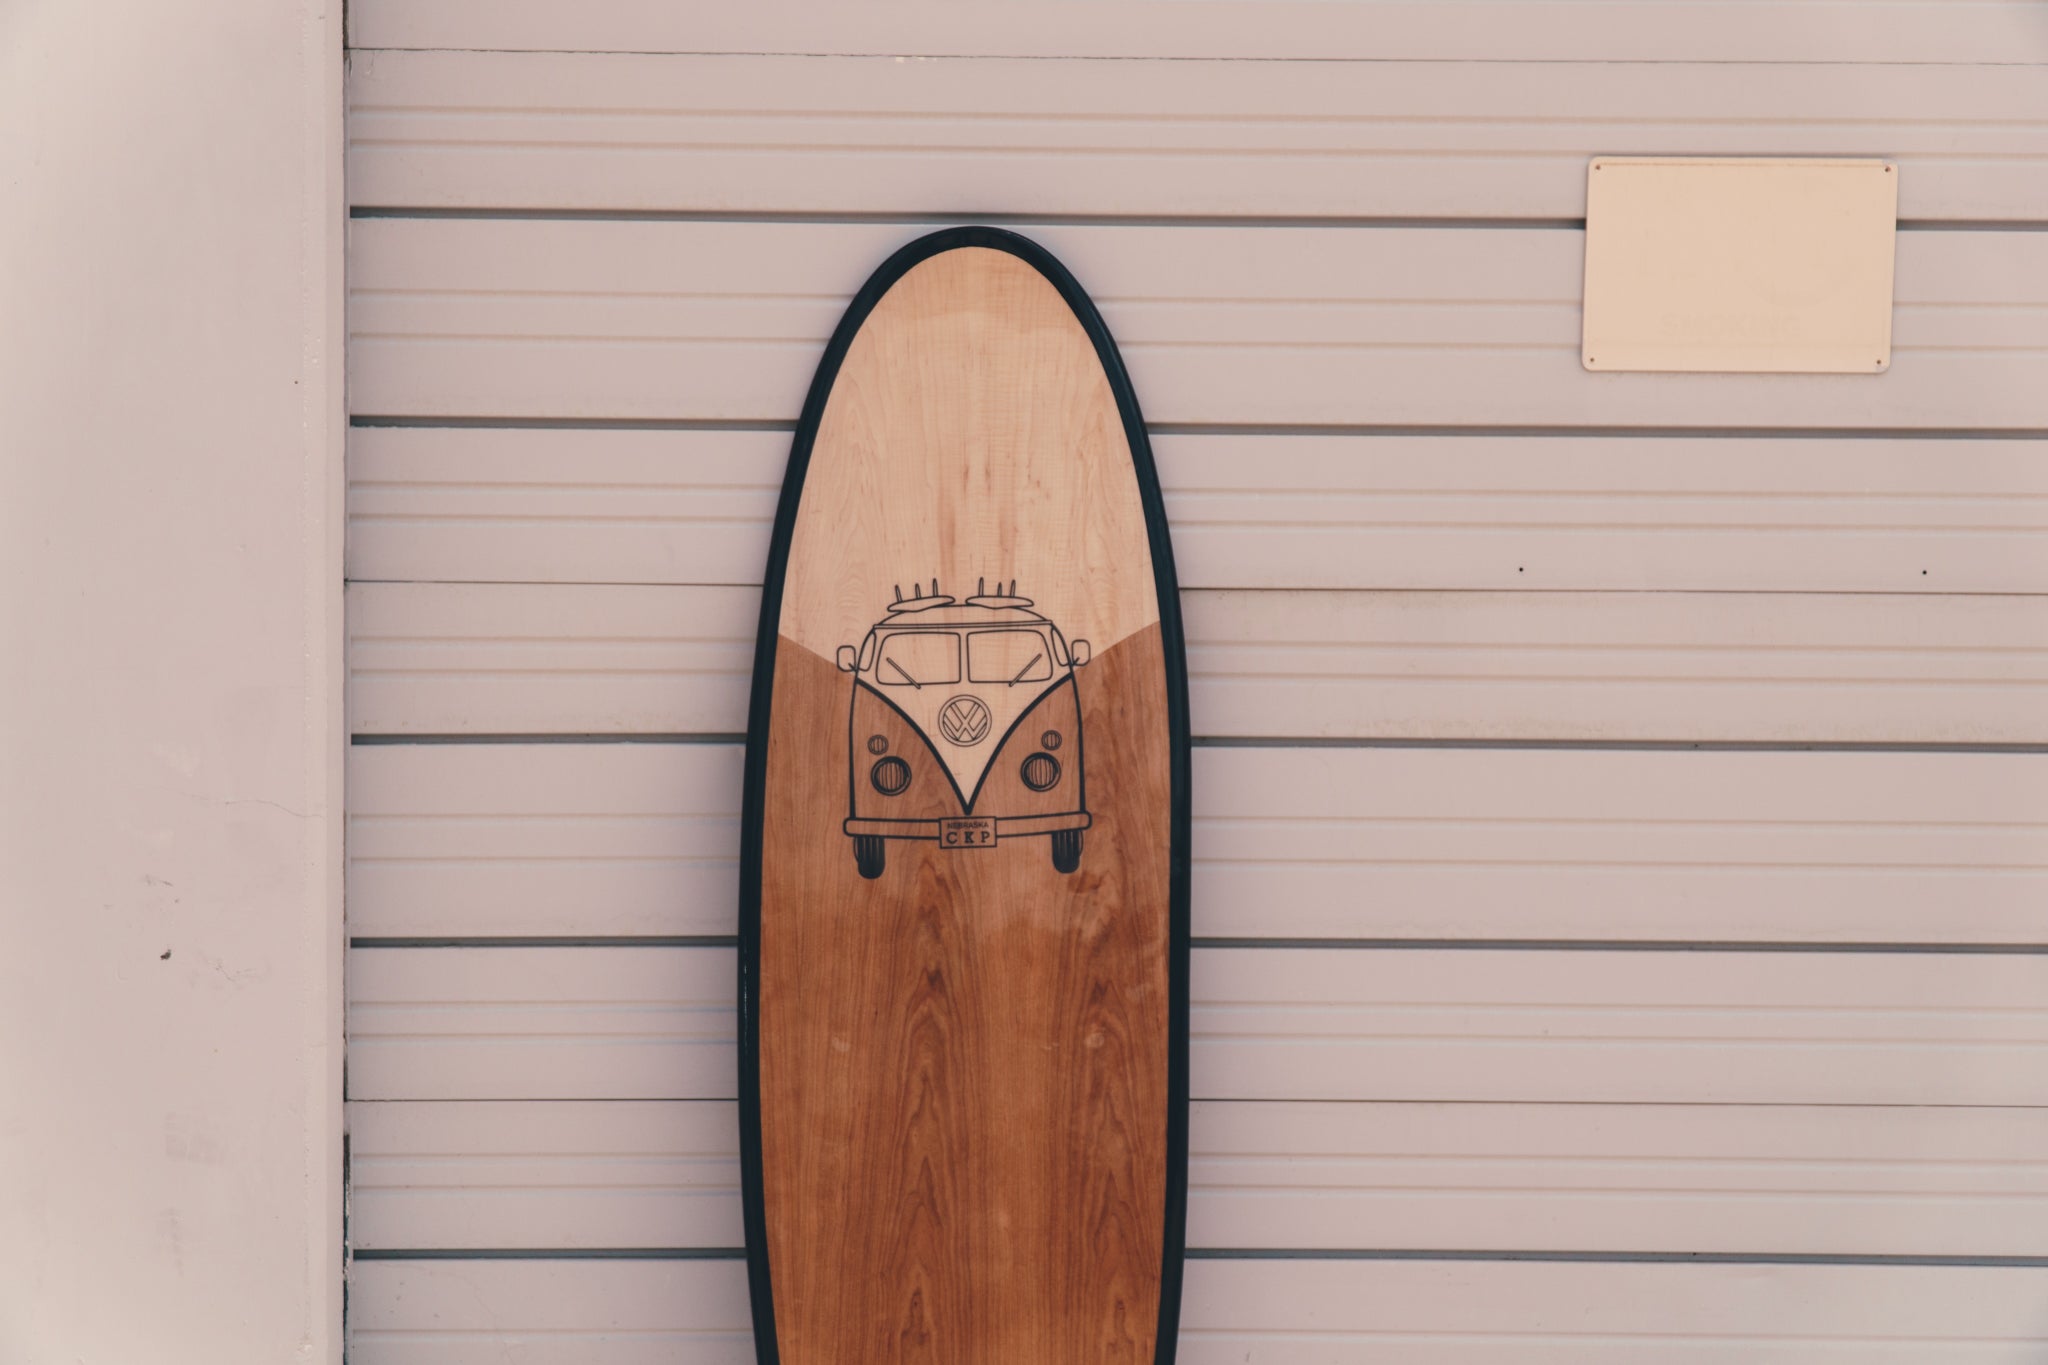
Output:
[[854, 835, 886, 880], [1051, 829, 1082, 874]]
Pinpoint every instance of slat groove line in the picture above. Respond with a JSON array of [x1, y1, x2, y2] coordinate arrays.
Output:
[[344, 743, 2048, 944], [345, 1097, 2048, 1257], [345, 221, 2048, 429], [343, 943, 2048, 1106], [345, 1259, 2048, 1361], [344, 582, 2048, 743]]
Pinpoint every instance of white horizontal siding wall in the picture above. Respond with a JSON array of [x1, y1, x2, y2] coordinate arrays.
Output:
[[341, 3, 2048, 1360], [350, 1259, 2048, 1364], [351, 1099, 2048, 1256], [347, 52, 2048, 221], [347, 1, 2048, 64], [348, 942, 2048, 1106], [348, 219, 2048, 428]]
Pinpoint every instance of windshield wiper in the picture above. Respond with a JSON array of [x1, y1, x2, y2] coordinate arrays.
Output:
[[1007, 653, 1044, 686], [884, 657, 922, 689]]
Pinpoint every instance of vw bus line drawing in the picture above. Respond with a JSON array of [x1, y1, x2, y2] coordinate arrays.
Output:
[[835, 579, 1092, 879]]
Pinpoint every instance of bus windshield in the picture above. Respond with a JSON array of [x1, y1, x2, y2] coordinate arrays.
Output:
[[968, 629, 1053, 685], [875, 631, 959, 688]]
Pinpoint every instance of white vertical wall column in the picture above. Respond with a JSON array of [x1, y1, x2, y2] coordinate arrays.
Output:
[[0, 2, 344, 1361]]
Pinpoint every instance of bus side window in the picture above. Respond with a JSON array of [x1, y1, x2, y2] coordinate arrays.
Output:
[[1051, 630, 1071, 667]]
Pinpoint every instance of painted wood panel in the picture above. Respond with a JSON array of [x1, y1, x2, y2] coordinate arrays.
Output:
[[348, 1098, 2048, 1256], [346, 1258, 2048, 1365], [347, 428, 2048, 595], [348, 51, 2048, 222], [346, 220, 2048, 428], [345, 945, 2048, 1106], [347, 582, 2048, 743], [346, 744, 2048, 944], [346, 0, 2048, 64]]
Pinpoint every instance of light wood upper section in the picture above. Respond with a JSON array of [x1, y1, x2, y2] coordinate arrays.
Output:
[[777, 246, 1158, 663]]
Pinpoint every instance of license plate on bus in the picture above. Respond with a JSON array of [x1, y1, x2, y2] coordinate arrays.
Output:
[[939, 817, 996, 849]]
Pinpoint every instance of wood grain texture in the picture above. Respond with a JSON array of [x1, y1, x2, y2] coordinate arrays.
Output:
[[777, 246, 1157, 660], [760, 635, 1170, 1364], [750, 237, 1178, 1365]]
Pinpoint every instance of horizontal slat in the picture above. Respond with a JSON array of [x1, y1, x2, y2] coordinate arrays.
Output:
[[348, 1101, 740, 1251], [349, 1260, 747, 1365], [347, 583, 759, 736], [347, 220, 2048, 428], [347, 947, 732, 1101], [347, 428, 2048, 595], [347, 1259, 2048, 1364], [1194, 1101, 2048, 1256], [347, 582, 2048, 743], [347, 1098, 2048, 1256], [346, 744, 2048, 943], [344, 944, 2048, 1105], [348, 743, 742, 941], [348, 51, 2048, 222], [346, 0, 2048, 64]]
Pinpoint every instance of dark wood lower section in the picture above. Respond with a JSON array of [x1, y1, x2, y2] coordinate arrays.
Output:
[[758, 623, 1172, 1365]]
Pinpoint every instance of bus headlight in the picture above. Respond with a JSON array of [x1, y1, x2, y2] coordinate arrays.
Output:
[[1020, 752, 1060, 792], [870, 756, 911, 796]]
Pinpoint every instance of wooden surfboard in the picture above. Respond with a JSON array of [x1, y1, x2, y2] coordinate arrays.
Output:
[[740, 228, 1190, 1365]]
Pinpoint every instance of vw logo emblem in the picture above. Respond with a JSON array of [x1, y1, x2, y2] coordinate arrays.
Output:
[[937, 694, 993, 747]]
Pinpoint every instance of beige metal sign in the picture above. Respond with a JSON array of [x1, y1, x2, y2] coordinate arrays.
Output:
[[1582, 157, 1897, 373]]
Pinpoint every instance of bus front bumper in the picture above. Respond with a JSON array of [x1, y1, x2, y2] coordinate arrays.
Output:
[[844, 811, 1091, 841]]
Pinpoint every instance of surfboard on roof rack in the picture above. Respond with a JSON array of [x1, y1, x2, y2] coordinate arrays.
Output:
[[738, 226, 1190, 1365]]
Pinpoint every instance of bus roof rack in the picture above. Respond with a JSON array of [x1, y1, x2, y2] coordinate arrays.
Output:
[[886, 578, 956, 613], [965, 576, 1033, 610]]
